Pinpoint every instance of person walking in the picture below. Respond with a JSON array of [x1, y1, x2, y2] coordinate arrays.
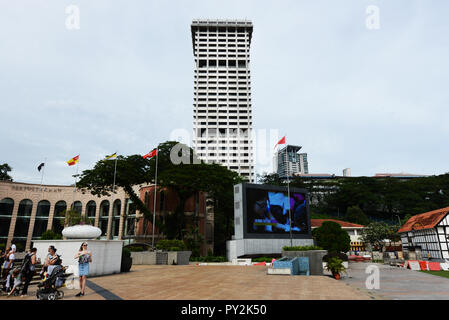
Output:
[[2, 248, 15, 292], [74, 242, 92, 297], [21, 248, 40, 297]]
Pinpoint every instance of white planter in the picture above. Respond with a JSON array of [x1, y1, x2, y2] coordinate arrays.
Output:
[[62, 224, 102, 239], [32, 239, 123, 277]]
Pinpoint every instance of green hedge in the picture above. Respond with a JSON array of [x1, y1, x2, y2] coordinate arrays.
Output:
[[189, 256, 227, 262], [156, 239, 187, 251], [122, 247, 131, 259], [282, 245, 323, 251], [252, 257, 279, 263]]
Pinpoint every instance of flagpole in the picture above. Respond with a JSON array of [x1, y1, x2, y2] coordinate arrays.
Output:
[[72, 155, 79, 209], [151, 147, 159, 250], [285, 146, 293, 247], [36, 158, 46, 217]]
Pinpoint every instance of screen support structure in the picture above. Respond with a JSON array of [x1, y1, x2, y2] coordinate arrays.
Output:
[[285, 147, 293, 247]]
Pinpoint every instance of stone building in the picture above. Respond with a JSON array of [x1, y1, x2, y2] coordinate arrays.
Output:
[[0, 181, 214, 254]]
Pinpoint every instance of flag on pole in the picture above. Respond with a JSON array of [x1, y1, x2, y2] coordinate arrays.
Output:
[[37, 163, 45, 172], [104, 152, 117, 160], [274, 136, 286, 149], [67, 155, 79, 166], [143, 148, 157, 159]]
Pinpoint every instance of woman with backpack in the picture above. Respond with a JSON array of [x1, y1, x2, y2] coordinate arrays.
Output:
[[21, 248, 39, 296], [74, 242, 92, 297]]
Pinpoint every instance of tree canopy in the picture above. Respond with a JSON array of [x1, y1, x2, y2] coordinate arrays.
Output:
[[77, 141, 242, 254], [360, 222, 393, 251], [258, 172, 449, 223], [345, 206, 370, 226], [312, 221, 351, 253], [0, 163, 13, 181]]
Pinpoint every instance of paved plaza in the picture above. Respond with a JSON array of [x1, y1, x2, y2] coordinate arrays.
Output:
[[7, 262, 449, 300], [342, 262, 449, 300], [2, 265, 372, 300]]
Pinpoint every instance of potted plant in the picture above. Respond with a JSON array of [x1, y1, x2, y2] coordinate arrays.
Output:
[[121, 247, 132, 272], [325, 257, 346, 280]]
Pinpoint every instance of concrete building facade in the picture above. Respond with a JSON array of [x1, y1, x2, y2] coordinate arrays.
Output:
[[275, 145, 309, 178], [191, 19, 254, 181]]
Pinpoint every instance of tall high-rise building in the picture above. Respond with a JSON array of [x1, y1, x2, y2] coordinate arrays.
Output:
[[274, 145, 309, 178], [191, 19, 254, 181]]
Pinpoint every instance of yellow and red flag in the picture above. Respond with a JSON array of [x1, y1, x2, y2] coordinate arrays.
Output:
[[143, 148, 157, 159], [67, 155, 79, 166]]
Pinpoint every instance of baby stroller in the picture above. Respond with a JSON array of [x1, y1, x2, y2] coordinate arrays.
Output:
[[36, 265, 71, 300]]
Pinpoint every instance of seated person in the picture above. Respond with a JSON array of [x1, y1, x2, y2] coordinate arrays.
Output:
[[42, 246, 61, 276], [6, 268, 22, 297]]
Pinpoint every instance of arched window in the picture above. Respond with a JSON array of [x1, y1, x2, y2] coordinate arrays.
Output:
[[36, 200, 50, 217], [86, 201, 96, 218], [112, 199, 121, 238], [123, 199, 136, 237], [15, 199, 32, 238], [18, 199, 33, 217], [33, 200, 50, 238], [71, 201, 82, 214], [52, 201, 66, 234], [99, 200, 110, 237], [0, 198, 14, 240]]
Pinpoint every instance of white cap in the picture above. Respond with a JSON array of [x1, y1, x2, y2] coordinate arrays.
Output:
[[11, 244, 16, 252]]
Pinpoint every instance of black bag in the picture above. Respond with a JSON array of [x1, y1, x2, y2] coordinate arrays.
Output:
[[54, 254, 62, 265], [20, 253, 32, 275]]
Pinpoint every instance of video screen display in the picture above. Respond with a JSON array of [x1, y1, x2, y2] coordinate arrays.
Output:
[[246, 187, 309, 235]]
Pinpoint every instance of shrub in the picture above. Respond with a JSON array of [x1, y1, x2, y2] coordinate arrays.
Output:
[[312, 221, 351, 253], [282, 245, 323, 251], [156, 239, 187, 251], [322, 252, 348, 262], [127, 246, 145, 252], [189, 255, 227, 262], [252, 257, 279, 263], [0, 243, 5, 251], [122, 247, 131, 259], [40, 230, 63, 240]]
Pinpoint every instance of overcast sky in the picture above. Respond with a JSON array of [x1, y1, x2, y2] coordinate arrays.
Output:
[[1, 0, 448, 185]]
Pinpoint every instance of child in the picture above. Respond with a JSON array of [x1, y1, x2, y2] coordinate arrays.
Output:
[[6, 268, 21, 297]]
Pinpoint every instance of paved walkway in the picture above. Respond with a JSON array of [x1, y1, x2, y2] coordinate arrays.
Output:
[[1, 265, 371, 300], [342, 262, 449, 300]]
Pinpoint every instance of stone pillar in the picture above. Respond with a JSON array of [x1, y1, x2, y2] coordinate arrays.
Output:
[[26, 200, 39, 251], [106, 200, 114, 240], [118, 199, 127, 240], [6, 204, 19, 249], [46, 203, 56, 231]]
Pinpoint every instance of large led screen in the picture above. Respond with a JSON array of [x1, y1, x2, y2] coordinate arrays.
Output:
[[246, 186, 309, 235]]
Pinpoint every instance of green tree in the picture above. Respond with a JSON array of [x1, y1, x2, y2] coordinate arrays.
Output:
[[312, 221, 351, 253], [345, 206, 370, 225], [0, 163, 13, 181], [360, 222, 390, 252], [61, 209, 93, 226], [77, 141, 241, 254], [40, 230, 63, 240]]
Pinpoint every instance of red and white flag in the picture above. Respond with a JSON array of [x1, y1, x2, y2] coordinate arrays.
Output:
[[274, 136, 286, 149], [143, 148, 157, 159]]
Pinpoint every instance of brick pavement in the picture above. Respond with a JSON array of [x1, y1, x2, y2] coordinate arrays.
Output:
[[1, 264, 372, 300]]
